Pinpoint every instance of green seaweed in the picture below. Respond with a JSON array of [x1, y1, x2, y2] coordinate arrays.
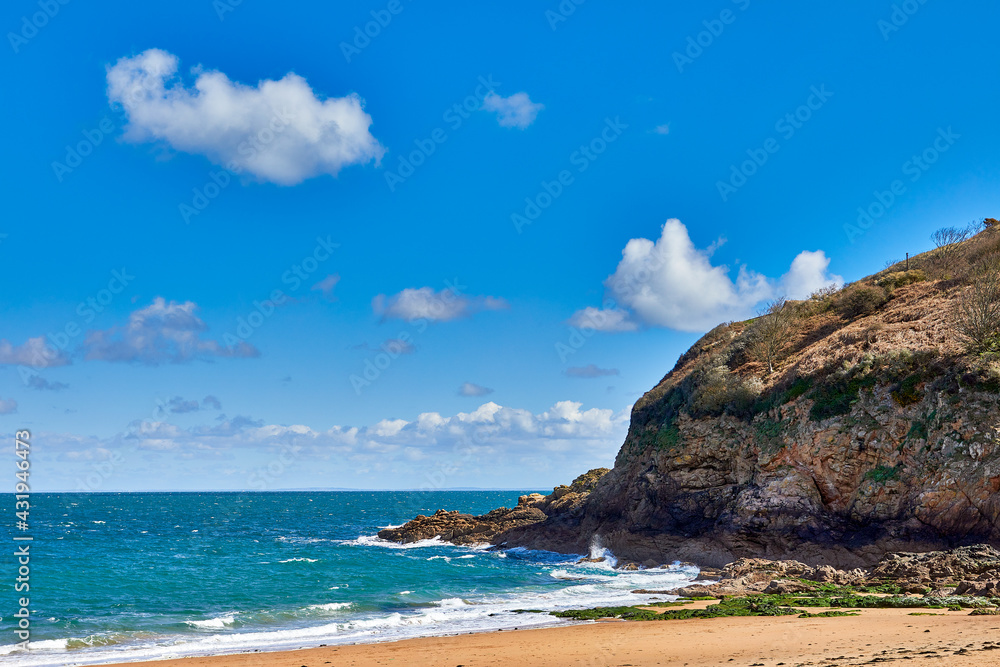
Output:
[[798, 610, 859, 617], [551, 596, 798, 621]]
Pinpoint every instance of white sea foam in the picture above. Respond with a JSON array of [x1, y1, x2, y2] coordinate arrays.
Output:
[[1, 542, 698, 667], [277, 558, 319, 563], [341, 534, 446, 549], [305, 602, 352, 612], [435, 598, 468, 607], [186, 614, 237, 629]]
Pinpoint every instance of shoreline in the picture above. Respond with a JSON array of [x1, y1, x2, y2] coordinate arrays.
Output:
[[89, 608, 1000, 667]]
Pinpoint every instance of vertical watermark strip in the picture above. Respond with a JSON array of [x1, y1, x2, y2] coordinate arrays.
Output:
[[13, 429, 32, 651]]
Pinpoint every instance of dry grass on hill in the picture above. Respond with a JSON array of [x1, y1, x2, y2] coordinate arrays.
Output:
[[636, 221, 1000, 422]]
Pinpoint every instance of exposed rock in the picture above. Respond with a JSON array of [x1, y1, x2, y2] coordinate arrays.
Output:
[[953, 579, 1000, 597], [673, 585, 723, 599], [383, 237, 1000, 569], [631, 589, 679, 594], [869, 544, 1000, 583], [488, 241, 1000, 566], [763, 580, 816, 595], [377, 504, 546, 546], [721, 558, 865, 586]]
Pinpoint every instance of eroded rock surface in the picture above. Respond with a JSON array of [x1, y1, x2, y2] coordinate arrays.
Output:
[[377, 501, 547, 546]]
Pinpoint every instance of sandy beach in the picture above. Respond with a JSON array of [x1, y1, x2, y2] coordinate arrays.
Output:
[[98, 608, 1000, 667]]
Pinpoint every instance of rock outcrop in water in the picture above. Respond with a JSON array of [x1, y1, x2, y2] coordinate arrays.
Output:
[[378, 469, 609, 546], [385, 227, 1000, 568], [377, 501, 547, 546]]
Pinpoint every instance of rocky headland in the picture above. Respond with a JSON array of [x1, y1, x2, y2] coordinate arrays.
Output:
[[381, 224, 1000, 574]]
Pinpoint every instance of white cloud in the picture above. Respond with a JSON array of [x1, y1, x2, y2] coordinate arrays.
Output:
[[780, 250, 843, 299], [571, 219, 841, 333], [38, 399, 632, 489], [373, 287, 508, 322], [458, 382, 494, 397], [311, 274, 340, 299], [0, 398, 17, 415], [106, 49, 384, 185], [0, 337, 70, 368], [83, 297, 259, 364], [651, 124, 670, 135], [481, 92, 544, 129]]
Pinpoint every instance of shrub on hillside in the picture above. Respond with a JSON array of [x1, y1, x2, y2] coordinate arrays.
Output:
[[690, 361, 763, 417], [876, 270, 927, 291], [746, 298, 793, 374], [954, 267, 1000, 354], [836, 284, 889, 318]]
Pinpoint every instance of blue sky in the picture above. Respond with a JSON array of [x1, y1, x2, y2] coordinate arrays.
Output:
[[3, 0, 999, 491]]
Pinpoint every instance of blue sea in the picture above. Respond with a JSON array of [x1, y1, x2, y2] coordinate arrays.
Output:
[[2, 492, 699, 666]]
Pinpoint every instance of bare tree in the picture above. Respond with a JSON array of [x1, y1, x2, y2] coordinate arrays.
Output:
[[954, 267, 1000, 353], [747, 297, 792, 374], [931, 226, 973, 274]]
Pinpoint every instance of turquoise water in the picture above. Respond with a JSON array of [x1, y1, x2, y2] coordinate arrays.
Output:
[[2, 492, 698, 665]]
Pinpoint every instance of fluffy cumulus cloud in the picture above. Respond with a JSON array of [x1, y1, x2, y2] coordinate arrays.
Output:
[[373, 287, 508, 323], [780, 250, 844, 300], [0, 337, 71, 368], [458, 382, 494, 397], [0, 398, 17, 415], [106, 49, 384, 185], [570, 219, 842, 333], [83, 297, 258, 364], [481, 92, 544, 129]]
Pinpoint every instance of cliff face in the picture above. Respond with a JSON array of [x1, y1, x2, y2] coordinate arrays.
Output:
[[383, 228, 1000, 568], [498, 231, 1000, 567]]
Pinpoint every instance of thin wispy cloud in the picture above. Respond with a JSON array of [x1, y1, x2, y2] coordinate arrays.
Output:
[[0, 398, 18, 415], [165, 395, 223, 414], [565, 364, 619, 378], [106, 49, 384, 185], [311, 274, 340, 300], [26, 375, 69, 391], [458, 382, 493, 397], [373, 287, 508, 323]]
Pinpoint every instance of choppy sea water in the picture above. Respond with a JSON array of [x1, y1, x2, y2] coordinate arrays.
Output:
[[1, 492, 699, 666]]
